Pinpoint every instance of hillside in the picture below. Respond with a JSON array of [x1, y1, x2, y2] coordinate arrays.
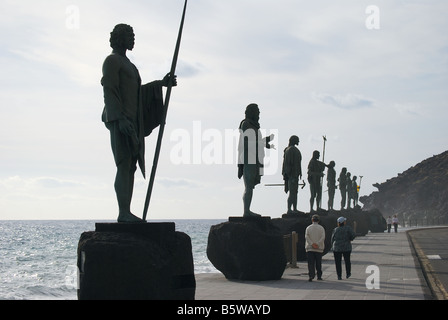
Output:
[[360, 151, 448, 222]]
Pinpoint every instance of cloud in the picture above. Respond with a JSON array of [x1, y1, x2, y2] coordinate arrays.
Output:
[[1, 1, 447, 219], [156, 177, 204, 189], [33, 177, 85, 189], [312, 92, 376, 110], [393, 103, 426, 117], [176, 60, 204, 78], [0, 175, 113, 220], [0, 176, 87, 194]]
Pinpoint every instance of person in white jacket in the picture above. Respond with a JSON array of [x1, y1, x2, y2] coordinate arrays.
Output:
[[305, 214, 326, 281]]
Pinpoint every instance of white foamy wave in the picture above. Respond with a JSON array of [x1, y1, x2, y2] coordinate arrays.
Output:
[[0, 219, 223, 300]]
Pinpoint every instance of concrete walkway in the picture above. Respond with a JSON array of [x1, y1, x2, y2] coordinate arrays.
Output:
[[195, 228, 433, 300]]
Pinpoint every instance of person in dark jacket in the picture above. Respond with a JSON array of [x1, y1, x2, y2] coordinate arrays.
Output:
[[331, 216, 356, 280]]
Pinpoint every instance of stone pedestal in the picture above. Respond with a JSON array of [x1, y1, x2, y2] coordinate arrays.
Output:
[[207, 216, 286, 281], [272, 208, 377, 261], [272, 212, 336, 261], [77, 222, 195, 300]]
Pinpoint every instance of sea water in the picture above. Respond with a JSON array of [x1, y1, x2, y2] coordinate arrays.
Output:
[[0, 219, 224, 300]]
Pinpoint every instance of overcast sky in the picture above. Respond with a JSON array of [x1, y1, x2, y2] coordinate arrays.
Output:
[[1, 0, 447, 220]]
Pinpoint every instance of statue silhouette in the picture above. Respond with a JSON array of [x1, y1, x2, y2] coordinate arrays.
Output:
[[282, 135, 302, 214], [237, 104, 274, 217], [338, 167, 347, 209], [346, 172, 352, 209], [327, 161, 336, 210], [352, 176, 359, 207], [101, 24, 176, 222], [307, 150, 326, 212]]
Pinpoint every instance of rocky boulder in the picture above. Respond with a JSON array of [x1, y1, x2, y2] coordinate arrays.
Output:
[[207, 217, 286, 281], [272, 208, 383, 261], [77, 222, 195, 300], [272, 212, 336, 261]]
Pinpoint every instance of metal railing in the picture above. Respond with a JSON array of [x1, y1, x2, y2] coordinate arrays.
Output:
[[403, 217, 448, 228]]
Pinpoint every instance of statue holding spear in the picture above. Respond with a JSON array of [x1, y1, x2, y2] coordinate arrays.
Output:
[[101, 1, 187, 223]]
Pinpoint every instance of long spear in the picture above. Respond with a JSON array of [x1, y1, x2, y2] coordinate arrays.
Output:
[[265, 181, 307, 189], [319, 135, 327, 208], [143, 0, 188, 221]]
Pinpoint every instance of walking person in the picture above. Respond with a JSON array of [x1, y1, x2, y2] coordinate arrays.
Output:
[[331, 216, 356, 280], [305, 214, 326, 281], [386, 216, 392, 233], [392, 215, 399, 233]]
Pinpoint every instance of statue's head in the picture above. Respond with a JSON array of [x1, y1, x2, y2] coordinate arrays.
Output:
[[329, 160, 335, 168], [312, 150, 320, 159], [110, 24, 135, 51], [289, 135, 299, 146], [342, 167, 347, 173], [245, 103, 260, 122]]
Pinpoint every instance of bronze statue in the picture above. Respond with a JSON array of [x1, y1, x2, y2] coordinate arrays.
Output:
[[346, 172, 352, 209], [326, 160, 336, 210], [352, 176, 359, 207], [101, 24, 177, 222], [307, 150, 326, 212], [282, 135, 302, 214], [237, 104, 274, 217], [338, 167, 347, 209]]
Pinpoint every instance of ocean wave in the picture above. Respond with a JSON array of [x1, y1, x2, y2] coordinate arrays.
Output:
[[0, 219, 223, 300], [1, 285, 76, 301]]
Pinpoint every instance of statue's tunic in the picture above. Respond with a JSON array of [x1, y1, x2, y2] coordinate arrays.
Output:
[[101, 53, 164, 177], [282, 146, 302, 179], [282, 145, 302, 193], [238, 118, 266, 187], [307, 158, 326, 189]]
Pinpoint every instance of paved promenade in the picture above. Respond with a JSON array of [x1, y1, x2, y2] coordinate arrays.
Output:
[[195, 228, 434, 300]]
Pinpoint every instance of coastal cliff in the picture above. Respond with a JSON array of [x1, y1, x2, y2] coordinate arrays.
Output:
[[360, 150, 448, 222]]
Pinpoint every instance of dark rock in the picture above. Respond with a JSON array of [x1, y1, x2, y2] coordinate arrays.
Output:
[[365, 209, 387, 233], [207, 217, 286, 281], [272, 211, 336, 261], [272, 208, 381, 261], [360, 150, 448, 223], [281, 210, 307, 218], [341, 207, 370, 236], [77, 223, 195, 300]]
